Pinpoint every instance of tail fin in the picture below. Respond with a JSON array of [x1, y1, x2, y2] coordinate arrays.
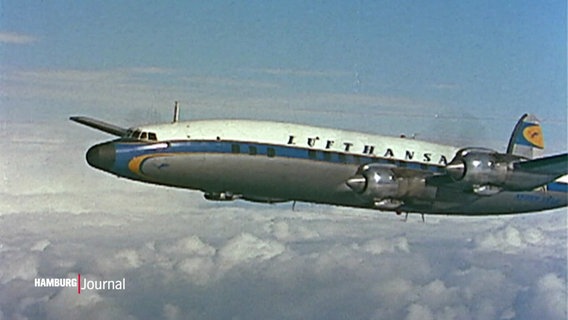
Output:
[[506, 114, 544, 159]]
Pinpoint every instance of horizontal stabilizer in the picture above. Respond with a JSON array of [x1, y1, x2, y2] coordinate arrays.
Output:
[[70, 116, 128, 137], [513, 153, 568, 176]]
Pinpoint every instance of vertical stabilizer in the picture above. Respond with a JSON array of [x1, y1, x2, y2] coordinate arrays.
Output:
[[506, 114, 544, 159]]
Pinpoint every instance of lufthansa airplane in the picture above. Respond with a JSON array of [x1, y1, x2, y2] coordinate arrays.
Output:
[[71, 105, 567, 216]]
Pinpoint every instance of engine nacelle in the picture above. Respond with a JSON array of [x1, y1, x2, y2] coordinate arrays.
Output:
[[352, 165, 399, 198], [446, 148, 508, 184], [346, 164, 434, 209], [445, 148, 522, 194]]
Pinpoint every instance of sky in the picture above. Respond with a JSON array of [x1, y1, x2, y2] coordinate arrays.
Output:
[[0, 1, 566, 319]]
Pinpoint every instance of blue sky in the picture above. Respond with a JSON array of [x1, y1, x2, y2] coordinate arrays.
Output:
[[0, 2, 566, 319], [1, 1, 566, 152]]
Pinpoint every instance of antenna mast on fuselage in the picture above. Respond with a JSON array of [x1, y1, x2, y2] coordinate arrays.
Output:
[[172, 101, 180, 123]]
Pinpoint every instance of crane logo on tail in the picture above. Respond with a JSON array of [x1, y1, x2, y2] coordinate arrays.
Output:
[[522, 125, 544, 149]]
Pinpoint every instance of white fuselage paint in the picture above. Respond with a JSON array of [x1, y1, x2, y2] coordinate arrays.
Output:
[[138, 119, 459, 164]]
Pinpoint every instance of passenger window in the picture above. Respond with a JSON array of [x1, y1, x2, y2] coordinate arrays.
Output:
[[323, 151, 331, 161], [267, 147, 275, 158], [140, 132, 148, 140], [249, 146, 257, 155], [338, 153, 346, 163], [133, 130, 142, 139], [232, 144, 240, 154], [148, 132, 157, 141], [308, 150, 317, 159]]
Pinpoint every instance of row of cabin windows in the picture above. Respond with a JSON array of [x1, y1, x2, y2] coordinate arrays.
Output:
[[229, 143, 432, 170], [307, 149, 428, 169], [231, 144, 275, 158], [126, 129, 158, 141], [232, 143, 369, 164], [308, 149, 362, 164]]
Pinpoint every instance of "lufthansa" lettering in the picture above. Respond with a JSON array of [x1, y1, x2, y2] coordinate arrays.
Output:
[[286, 133, 449, 165]]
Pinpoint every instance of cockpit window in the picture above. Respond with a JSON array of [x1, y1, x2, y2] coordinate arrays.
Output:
[[125, 128, 158, 141]]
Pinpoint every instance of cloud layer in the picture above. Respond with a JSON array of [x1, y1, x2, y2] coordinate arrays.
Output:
[[1, 66, 520, 149], [0, 206, 566, 320], [0, 32, 37, 44]]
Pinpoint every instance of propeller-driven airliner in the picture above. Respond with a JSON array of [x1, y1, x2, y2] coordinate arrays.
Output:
[[71, 103, 567, 217]]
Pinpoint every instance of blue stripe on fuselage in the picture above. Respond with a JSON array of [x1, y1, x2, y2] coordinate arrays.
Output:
[[110, 139, 447, 177]]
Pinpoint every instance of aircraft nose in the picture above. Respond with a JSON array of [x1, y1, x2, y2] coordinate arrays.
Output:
[[86, 142, 116, 171]]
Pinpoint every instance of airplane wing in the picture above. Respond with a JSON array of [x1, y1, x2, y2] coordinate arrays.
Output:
[[70, 116, 128, 137], [427, 152, 568, 192], [513, 153, 567, 176]]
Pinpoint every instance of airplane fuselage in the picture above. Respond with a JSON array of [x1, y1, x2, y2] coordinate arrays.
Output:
[[84, 119, 568, 215]]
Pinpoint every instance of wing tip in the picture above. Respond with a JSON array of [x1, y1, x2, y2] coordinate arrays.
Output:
[[69, 116, 128, 137]]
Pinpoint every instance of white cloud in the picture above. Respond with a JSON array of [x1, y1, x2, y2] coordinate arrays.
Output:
[[182, 75, 280, 89], [1, 66, 453, 133], [360, 236, 410, 255], [474, 217, 565, 257], [405, 303, 434, 320], [129, 67, 173, 75], [431, 83, 460, 90], [244, 67, 351, 78], [218, 233, 286, 271], [0, 32, 37, 44], [0, 251, 38, 284], [176, 256, 216, 285], [475, 225, 526, 253], [163, 303, 183, 320], [30, 240, 51, 252], [167, 235, 216, 257], [44, 281, 136, 320], [525, 273, 567, 320], [0, 206, 566, 319]]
